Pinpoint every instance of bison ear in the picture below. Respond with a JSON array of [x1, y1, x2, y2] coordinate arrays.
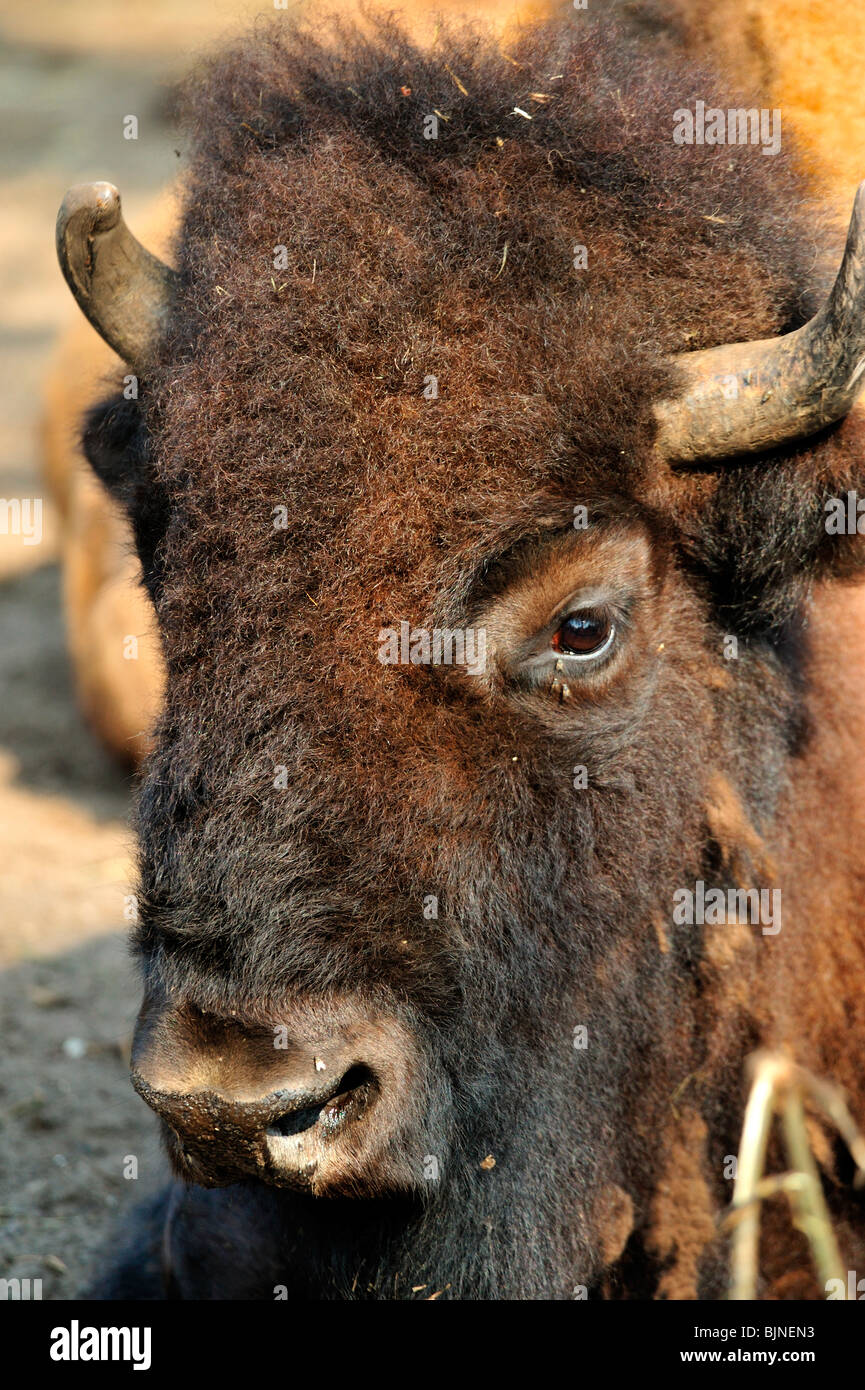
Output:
[[82, 393, 169, 596]]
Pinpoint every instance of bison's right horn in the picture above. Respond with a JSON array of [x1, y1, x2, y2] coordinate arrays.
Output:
[[56, 181, 177, 365], [655, 181, 865, 463]]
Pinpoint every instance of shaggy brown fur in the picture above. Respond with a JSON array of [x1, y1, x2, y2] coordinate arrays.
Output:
[[48, 0, 865, 766], [83, 9, 865, 1299]]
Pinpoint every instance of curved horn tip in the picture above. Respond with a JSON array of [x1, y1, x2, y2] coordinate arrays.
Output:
[[845, 178, 865, 249], [55, 180, 176, 364], [56, 181, 123, 244]]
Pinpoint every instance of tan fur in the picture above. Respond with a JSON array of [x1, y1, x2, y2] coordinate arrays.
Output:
[[647, 1108, 717, 1300], [594, 1183, 636, 1267], [704, 770, 777, 884]]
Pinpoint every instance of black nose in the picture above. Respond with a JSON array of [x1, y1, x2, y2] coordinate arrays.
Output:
[[132, 1060, 378, 1187], [130, 1000, 417, 1192]]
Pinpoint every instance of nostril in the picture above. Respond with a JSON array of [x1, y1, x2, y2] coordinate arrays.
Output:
[[266, 1064, 374, 1139], [268, 1103, 329, 1138]]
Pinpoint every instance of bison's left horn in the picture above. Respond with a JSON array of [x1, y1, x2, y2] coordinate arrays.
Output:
[[655, 181, 865, 463], [56, 181, 177, 365]]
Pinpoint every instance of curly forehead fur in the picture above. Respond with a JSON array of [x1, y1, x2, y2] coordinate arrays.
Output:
[[83, 8, 865, 1299], [139, 8, 865, 644]]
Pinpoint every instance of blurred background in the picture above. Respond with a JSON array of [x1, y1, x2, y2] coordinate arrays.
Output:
[[0, 0, 862, 1297]]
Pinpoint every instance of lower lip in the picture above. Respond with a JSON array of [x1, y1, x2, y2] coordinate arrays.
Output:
[[264, 1131, 319, 1178]]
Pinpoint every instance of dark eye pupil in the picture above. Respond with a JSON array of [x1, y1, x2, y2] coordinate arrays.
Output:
[[552, 612, 611, 655]]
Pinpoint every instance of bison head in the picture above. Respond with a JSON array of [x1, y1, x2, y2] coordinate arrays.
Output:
[[59, 14, 865, 1297]]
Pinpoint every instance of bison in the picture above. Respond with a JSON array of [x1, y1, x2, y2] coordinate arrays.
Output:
[[59, 11, 865, 1299]]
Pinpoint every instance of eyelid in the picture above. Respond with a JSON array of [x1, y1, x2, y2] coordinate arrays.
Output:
[[547, 585, 613, 625]]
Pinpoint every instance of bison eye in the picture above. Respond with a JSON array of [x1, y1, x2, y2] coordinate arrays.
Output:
[[551, 609, 615, 660]]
